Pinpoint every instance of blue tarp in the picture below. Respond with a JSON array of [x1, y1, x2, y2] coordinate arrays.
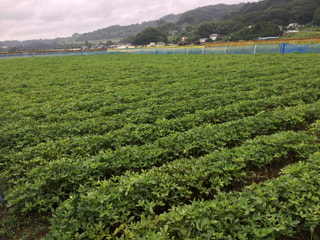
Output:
[[280, 43, 309, 54]]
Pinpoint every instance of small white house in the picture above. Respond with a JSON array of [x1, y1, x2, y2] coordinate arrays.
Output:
[[199, 38, 208, 44], [147, 42, 166, 47], [288, 23, 301, 29], [148, 42, 156, 47], [209, 34, 218, 41]]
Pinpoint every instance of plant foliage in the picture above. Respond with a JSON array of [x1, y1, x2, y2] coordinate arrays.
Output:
[[0, 53, 320, 239]]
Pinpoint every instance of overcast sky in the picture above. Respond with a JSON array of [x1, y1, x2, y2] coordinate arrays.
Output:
[[0, 0, 259, 41]]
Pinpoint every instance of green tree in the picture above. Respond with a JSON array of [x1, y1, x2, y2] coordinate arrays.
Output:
[[85, 40, 91, 48], [195, 22, 218, 37], [290, 0, 319, 23], [189, 34, 201, 44], [133, 27, 167, 45], [105, 40, 114, 47], [121, 35, 136, 44], [267, 8, 291, 25], [157, 22, 177, 33], [230, 22, 281, 41], [313, 7, 320, 25]]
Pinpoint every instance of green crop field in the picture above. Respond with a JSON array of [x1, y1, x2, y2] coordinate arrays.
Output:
[[0, 53, 320, 239]]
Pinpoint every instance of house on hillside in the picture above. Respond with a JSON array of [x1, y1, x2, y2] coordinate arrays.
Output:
[[209, 34, 218, 41], [147, 42, 165, 47], [288, 23, 302, 29], [199, 38, 208, 44], [117, 44, 135, 49], [199, 34, 218, 44]]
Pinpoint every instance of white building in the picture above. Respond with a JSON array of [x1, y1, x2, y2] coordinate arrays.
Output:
[[199, 38, 208, 44], [288, 23, 301, 29], [209, 34, 218, 41]]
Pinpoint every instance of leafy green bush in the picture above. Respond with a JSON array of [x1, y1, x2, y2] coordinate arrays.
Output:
[[122, 152, 320, 240], [47, 131, 318, 239]]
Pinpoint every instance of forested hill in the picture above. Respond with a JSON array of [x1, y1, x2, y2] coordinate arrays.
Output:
[[75, 0, 320, 42], [71, 21, 159, 42], [191, 0, 320, 41], [175, 4, 244, 26], [224, 0, 320, 25], [71, 3, 244, 42]]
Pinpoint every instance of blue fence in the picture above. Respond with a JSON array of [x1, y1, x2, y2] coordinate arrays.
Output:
[[1, 43, 320, 59]]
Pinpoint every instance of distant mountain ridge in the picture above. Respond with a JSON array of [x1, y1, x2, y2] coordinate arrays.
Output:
[[176, 4, 244, 26], [160, 14, 181, 23], [223, 0, 318, 25], [70, 3, 244, 42]]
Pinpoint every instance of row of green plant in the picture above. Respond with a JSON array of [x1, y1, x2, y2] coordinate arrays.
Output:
[[6, 100, 320, 216], [2, 83, 318, 179], [3, 75, 318, 155], [47, 130, 319, 239], [3, 87, 318, 178], [118, 152, 320, 240]]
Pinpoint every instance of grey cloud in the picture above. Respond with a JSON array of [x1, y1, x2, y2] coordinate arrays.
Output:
[[0, 0, 34, 21]]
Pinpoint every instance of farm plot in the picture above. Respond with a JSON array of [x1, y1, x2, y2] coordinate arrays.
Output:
[[0, 53, 320, 239]]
